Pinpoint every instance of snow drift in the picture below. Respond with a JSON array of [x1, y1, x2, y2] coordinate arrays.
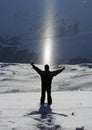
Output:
[[0, 63, 92, 130]]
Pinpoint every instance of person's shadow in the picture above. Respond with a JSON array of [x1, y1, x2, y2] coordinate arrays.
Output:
[[24, 104, 68, 130], [25, 104, 67, 117]]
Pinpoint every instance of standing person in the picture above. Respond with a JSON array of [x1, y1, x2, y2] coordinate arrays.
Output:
[[31, 63, 65, 105]]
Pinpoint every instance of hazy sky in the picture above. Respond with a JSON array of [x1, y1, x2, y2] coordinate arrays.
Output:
[[1, 0, 92, 34], [0, 0, 92, 62]]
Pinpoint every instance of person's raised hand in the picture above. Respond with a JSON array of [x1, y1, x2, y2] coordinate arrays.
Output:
[[30, 62, 34, 66], [62, 66, 65, 70]]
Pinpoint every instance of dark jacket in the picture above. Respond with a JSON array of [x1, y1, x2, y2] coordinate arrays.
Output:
[[32, 64, 65, 89]]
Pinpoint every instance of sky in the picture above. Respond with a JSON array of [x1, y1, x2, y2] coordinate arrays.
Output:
[[0, 0, 92, 63]]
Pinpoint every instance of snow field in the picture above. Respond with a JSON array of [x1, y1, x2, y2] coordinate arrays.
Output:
[[0, 63, 92, 130], [0, 91, 92, 130]]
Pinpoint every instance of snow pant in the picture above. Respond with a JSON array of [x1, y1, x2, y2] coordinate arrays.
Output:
[[40, 87, 52, 105]]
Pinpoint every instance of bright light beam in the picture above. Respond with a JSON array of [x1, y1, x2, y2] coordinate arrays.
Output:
[[42, 0, 54, 65], [44, 38, 52, 65]]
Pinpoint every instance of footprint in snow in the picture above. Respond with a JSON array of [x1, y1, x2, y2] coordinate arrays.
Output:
[[25, 104, 68, 130]]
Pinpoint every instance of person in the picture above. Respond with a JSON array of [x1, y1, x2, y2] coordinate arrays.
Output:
[[31, 63, 65, 105]]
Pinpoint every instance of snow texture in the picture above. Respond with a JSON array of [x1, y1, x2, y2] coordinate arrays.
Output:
[[0, 63, 92, 130], [0, 63, 92, 93]]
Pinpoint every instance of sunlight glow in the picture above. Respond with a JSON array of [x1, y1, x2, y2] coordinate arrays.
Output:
[[44, 38, 52, 65], [42, 1, 54, 65]]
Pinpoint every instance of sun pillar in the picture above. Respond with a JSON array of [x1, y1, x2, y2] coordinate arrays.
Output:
[[42, 0, 54, 66]]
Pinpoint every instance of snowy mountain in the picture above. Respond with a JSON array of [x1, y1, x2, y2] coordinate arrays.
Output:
[[0, 62, 92, 130], [0, 0, 92, 129], [0, 62, 92, 93]]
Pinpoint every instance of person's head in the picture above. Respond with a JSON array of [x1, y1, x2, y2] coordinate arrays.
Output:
[[44, 64, 49, 72]]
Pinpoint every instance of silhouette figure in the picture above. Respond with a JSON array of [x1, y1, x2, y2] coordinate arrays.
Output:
[[31, 63, 65, 105]]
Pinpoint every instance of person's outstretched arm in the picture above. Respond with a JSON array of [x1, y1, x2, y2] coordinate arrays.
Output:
[[51, 66, 65, 76], [31, 63, 42, 75]]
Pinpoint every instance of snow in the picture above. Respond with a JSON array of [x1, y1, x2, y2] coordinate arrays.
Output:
[[0, 92, 92, 130], [0, 63, 92, 130], [0, 63, 92, 93]]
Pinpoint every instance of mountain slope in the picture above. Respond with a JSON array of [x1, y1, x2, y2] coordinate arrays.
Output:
[[0, 63, 92, 130], [0, 63, 92, 94]]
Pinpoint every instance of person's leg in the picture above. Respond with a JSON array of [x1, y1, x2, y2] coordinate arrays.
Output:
[[47, 88, 52, 105], [40, 88, 46, 104]]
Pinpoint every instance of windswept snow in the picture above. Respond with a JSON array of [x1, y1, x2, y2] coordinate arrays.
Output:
[[0, 63, 92, 93], [0, 63, 92, 130], [0, 91, 92, 130]]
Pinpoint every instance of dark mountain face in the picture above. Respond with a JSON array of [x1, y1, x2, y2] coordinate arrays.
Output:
[[0, 0, 92, 64]]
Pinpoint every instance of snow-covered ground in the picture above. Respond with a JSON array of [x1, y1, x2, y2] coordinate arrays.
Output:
[[0, 63, 92, 93], [0, 63, 92, 130]]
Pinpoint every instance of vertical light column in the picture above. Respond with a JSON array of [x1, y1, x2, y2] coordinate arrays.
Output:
[[42, 0, 54, 65], [44, 38, 52, 65]]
